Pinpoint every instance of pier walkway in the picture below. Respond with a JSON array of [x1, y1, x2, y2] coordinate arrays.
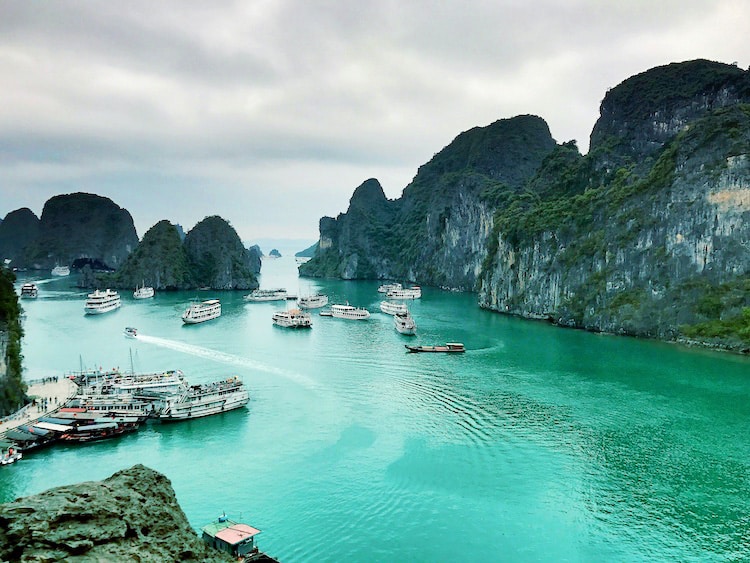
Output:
[[0, 378, 77, 438]]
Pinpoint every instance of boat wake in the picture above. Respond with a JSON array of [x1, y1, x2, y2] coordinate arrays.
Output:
[[33, 278, 62, 285], [135, 334, 317, 389]]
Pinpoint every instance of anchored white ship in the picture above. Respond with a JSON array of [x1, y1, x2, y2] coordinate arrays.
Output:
[[386, 286, 422, 299], [20, 283, 38, 298], [377, 282, 401, 294], [394, 311, 417, 335], [133, 282, 155, 299], [159, 376, 249, 421], [272, 309, 313, 328], [84, 289, 121, 315], [379, 301, 408, 315], [182, 299, 221, 324], [297, 293, 329, 309], [329, 304, 370, 320], [244, 288, 288, 302]]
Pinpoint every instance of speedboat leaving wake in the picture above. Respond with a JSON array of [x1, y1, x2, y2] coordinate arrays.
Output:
[[135, 333, 316, 389]]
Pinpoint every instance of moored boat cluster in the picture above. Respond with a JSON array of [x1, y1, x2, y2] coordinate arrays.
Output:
[[0, 368, 249, 461]]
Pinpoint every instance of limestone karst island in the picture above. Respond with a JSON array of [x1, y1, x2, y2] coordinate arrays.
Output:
[[1, 59, 749, 561]]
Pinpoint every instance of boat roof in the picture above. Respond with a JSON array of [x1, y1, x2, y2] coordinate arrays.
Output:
[[202, 299, 220, 305], [202, 520, 261, 544], [5, 429, 38, 441], [34, 421, 73, 432], [39, 416, 77, 425], [74, 422, 119, 431]]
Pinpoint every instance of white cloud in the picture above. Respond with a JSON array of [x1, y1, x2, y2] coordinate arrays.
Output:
[[0, 0, 747, 240]]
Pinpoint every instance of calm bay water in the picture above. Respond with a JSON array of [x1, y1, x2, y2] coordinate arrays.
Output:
[[3, 255, 750, 561]]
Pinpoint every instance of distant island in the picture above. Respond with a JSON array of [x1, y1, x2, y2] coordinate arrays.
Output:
[[0, 194, 262, 291]]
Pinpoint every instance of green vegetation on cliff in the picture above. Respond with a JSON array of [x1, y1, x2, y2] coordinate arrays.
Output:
[[305, 59, 750, 352], [109, 220, 193, 290], [301, 116, 557, 285], [0, 268, 27, 416], [21, 192, 139, 270], [680, 277, 750, 349], [0, 208, 40, 267], [184, 216, 260, 290]]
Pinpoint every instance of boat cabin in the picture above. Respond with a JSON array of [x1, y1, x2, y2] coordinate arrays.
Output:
[[201, 517, 261, 558]]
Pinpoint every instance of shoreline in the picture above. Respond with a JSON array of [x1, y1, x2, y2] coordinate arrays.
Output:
[[0, 378, 78, 439]]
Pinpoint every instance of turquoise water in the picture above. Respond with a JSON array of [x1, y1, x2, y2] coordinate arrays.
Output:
[[2, 256, 750, 561]]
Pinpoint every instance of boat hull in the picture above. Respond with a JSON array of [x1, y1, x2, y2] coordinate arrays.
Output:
[[160, 391, 249, 421], [84, 302, 121, 315], [182, 314, 220, 324], [182, 300, 221, 323], [405, 344, 464, 353], [297, 295, 329, 309], [380, 301, 408, 315]]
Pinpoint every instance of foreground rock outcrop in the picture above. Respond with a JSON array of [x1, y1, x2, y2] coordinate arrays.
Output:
[[0, 464, 233, 562]]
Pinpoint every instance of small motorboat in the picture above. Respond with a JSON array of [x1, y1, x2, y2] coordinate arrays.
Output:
[[1, 445, 22, 465], [124, 327, 138, 338], [405, 342, 465, 353]]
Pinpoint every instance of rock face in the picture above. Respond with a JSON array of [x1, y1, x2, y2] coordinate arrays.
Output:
[[110, 220, 193, 290], [0, 208, 40, 266], [23, 193, 139, 270], [302, 60, 750, 351], [0, 267, 27, 416], [0, 464, 232, 562], [184, 216, 260, 290], [300, 115, 556, 288]]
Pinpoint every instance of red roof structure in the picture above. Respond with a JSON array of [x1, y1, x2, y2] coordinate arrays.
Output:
[[214, 523, 261, 546]]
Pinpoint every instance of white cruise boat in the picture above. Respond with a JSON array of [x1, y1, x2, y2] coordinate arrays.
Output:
[[84, 289, 121, 314], [394, 311, 417, 335], [244, 288, 288, 302], [51, 265, 70, 276], [133, 282, 155, 299], [63, 394, 156, 418], [272, 309, 312, 328], [377, 282, 402, 294], [182, 299, 221, 324], [76, 367, 187, 396], [379, 300, 408, 315], [297, 293, 329, 309], [387, 286, 422, 299], [330, 304, 370, 320], [20, 283, 38, 298], [92, 370, 188, 397], [159, 376, 249, 421]]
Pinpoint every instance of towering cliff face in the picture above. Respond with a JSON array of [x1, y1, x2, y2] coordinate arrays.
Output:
[[478, 61, 750, 350], [110, 220, 193, 290], [301, 178, 400, 279], [304, 60, 750, 351], [23, 192, 139, 270], [0, 464, 233, 562], [184, 216, 260, 290], [0, 208, 40, 266], [0, 267, 27, 416], [301, 115, 557, 288]]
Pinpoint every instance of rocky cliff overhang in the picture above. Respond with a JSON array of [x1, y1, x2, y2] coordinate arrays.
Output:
[[0, 464, 233, 562]]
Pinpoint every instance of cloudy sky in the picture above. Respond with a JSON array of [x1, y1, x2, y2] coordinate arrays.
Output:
[[1, 1, 747, 244]]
